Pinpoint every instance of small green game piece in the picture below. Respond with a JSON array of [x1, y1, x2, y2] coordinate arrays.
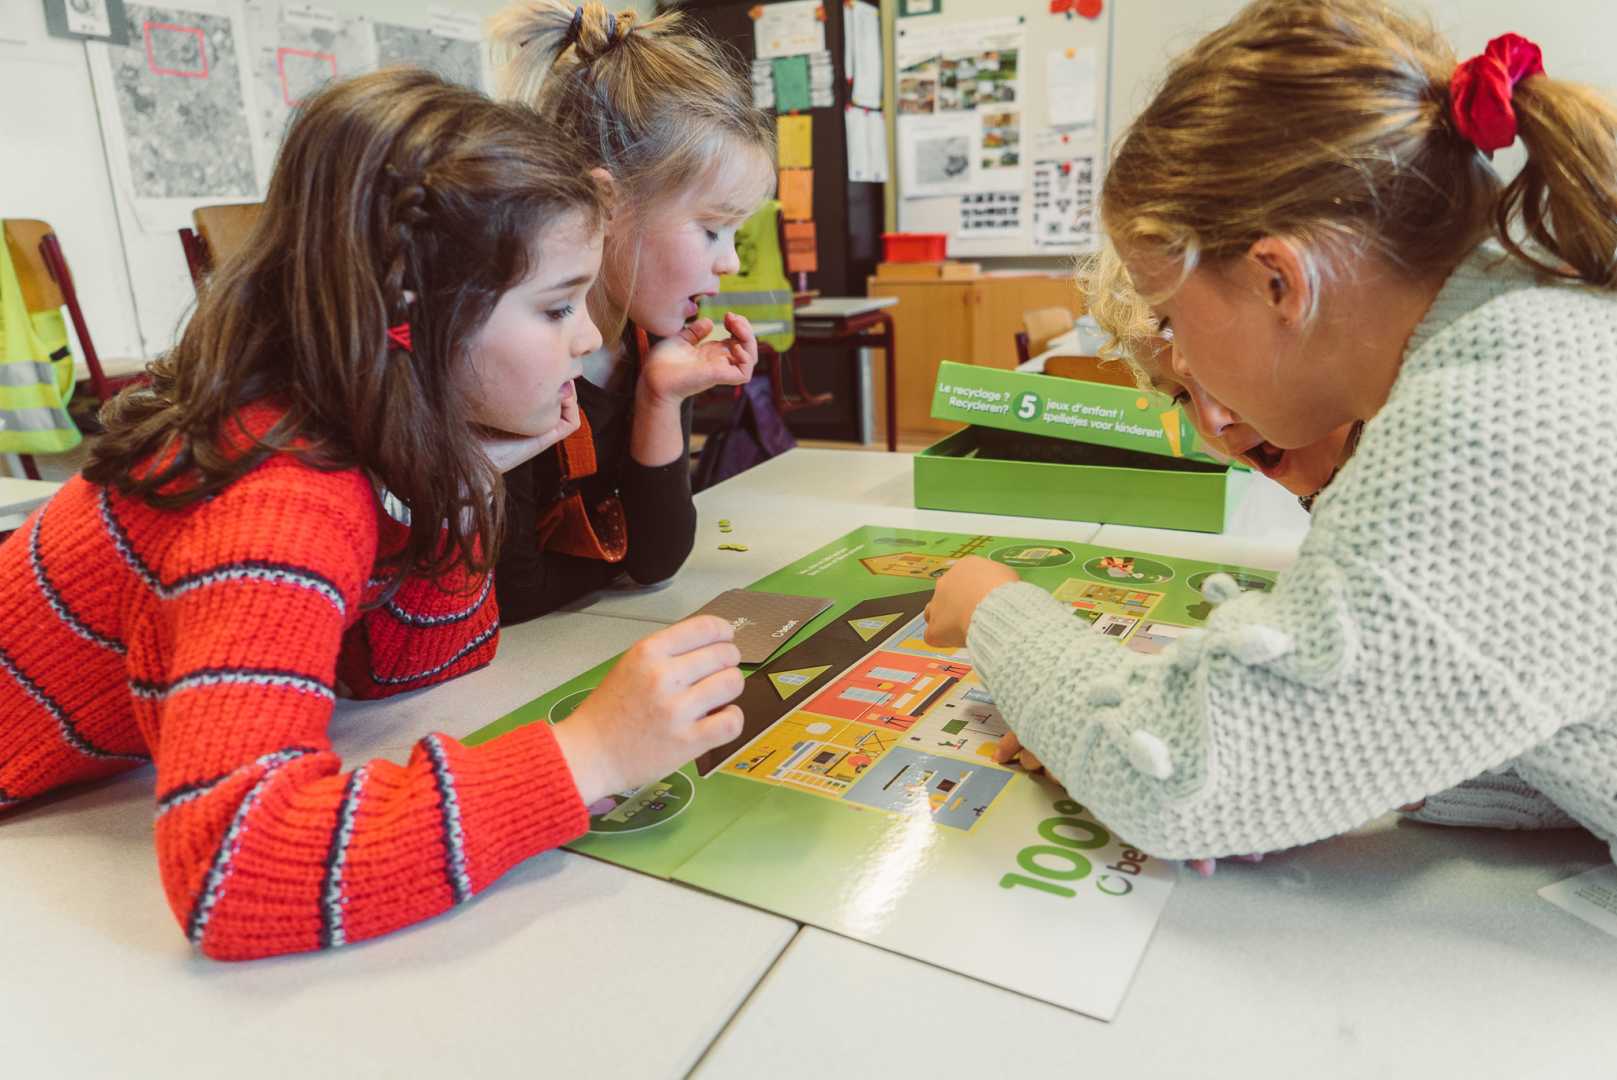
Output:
[[718, 519, 732, 527], [718, 543, 750, 552]]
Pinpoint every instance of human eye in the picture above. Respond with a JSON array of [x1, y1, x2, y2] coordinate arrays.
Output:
[[545, 303, 575, 323], [1155, 315, 1174, 341]]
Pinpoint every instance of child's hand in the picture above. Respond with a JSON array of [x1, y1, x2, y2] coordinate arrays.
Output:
[[551, 615, 745, 805], [923, 556, 1020, 648], [993, 730, 1044, 774], [639, 312, 759, 407], [475, 385, 581, 473]]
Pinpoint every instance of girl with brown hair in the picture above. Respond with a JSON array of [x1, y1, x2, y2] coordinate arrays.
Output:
[[0, 68, 746, 959], [925, 1, 1617, 871], [487, 0, 777, 623]]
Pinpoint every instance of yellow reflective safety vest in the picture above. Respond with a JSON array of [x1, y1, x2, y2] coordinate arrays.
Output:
[[699, 200, 795, 353], [0, 235, 80, 454]]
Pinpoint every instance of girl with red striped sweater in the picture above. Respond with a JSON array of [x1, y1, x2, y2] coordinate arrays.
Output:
[[0, 68, 746, 960]]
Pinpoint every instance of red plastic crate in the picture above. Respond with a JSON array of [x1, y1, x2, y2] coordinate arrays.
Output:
[[881, 232, 948, 263]]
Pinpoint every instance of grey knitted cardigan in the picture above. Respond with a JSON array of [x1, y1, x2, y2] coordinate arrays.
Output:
[[968, 242, 1617, 860]]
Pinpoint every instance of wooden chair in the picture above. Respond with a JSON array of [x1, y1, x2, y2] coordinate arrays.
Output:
[[1022, 305, 1078, 359], [1042, 353, 1139, 390], [3, 219, 129, 480], [179, 202, 264, 289]]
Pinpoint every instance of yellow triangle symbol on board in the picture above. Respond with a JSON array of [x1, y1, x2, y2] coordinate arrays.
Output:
[[769, 665, 832, 700], [1158, 410, 1183, 457], [849, 612, 902, 641]]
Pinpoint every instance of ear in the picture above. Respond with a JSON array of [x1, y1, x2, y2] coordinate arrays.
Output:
[[589, 167, 622, 221], [1244, 236, 1312, 329]]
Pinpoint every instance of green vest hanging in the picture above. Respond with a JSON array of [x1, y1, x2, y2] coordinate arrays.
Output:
[[699, 200, 795, 354], [0, 235, 80, 454]]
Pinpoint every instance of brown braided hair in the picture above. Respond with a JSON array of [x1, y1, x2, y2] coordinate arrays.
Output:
[[85, 68, 608, 585]]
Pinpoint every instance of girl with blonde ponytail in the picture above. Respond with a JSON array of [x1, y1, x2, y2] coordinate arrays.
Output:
[[488, 1, 778, 624], [925, 0, 1617, 877]]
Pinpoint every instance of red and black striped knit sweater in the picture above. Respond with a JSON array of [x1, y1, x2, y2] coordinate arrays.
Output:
[[0, 412, 589, 960]]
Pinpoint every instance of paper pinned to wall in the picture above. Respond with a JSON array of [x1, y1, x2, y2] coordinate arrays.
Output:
[[89, 2, 261, 232], [1031, 129, 1096, 250], [956, 190, 1024, 240], [866, 108, 888, 182], [896, 14, 1023, 113], [974, 106, 1022, 191], [779, 167, 813, 220], [845, 106, 887, 183], [750, 57, 775, 109], [771, 54, 810, 111], [374, 17, 486, 92], [246, 2, 376, 182], [1045, 46, 1096, 128], [784, 220, 818, 273], [807, 48, 834, 107], [846, 0, 882, 110], [427, 4, 481, 41], [753, 0, 824, 60], [898, 111, 973, 197], [777, 113, 813, 168]]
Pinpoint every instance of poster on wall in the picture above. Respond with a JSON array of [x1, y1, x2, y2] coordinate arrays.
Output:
[[975, 107, 1022, 190], [89, 3, 261, 232], [1045, 45, 1096, 128], [373, 16, 486, 93], [752, 0, 825, 60], [43, 0, 131, 44], [1031, 130, 1096, 249], [246, 2, 376, 180], [957, 190, 1024, 239], [898, 112, 975, 198], [895, 14, 1023, 114]]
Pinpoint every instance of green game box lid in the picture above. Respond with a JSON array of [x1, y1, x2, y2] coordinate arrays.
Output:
[[929, 361, 1219, 463]]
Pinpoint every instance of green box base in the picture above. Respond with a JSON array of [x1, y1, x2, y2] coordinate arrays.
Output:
[[914, 427, 1246, 533]]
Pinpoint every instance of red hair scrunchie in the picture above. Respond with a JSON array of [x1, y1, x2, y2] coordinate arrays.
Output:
[[1449, 32, 1545, 155]]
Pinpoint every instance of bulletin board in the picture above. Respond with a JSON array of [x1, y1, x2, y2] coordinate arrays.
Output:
[[893, 0, 1113, 258]]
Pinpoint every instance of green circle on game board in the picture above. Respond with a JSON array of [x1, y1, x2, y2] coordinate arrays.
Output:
[[990, 544, 1074, 568], [1083, 555, 1175, 584], [1187, 570, 1275, 595], [588, 769, 696, 834], [547, 689, 592, 724]]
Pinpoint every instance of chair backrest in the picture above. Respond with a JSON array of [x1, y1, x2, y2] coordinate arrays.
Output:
[[1022, 305, 1077, 357], [3, 220, 65, 312], [1043, 353, 1138, 390], [194, 202, 264, 271]]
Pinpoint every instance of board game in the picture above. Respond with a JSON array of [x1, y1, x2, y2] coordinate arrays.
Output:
[[467, 526, 1281, 1019]]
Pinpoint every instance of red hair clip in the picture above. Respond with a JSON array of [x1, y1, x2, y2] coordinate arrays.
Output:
[[386, 323, 413, 353], [1450, 33, 1544, 156]]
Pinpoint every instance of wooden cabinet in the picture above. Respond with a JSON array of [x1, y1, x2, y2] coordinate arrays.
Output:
[[866, 272, 1082, 435]]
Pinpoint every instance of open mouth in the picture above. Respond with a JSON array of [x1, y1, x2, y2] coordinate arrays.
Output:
[[1243, 440, 1286, 475]]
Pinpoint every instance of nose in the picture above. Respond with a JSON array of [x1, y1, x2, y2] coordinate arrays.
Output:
[[574, 311, 603, 358], [714, 236, 740, 277], [1186, 380, 1241, 438]]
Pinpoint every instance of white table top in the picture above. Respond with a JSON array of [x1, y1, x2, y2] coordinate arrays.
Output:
[[0, 612, 795, 1078], [0, 475, 61, 518]]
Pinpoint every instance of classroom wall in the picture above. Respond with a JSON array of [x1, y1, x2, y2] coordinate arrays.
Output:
[[884, 0, 1617, 270], [0, 0, 657, 365]]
